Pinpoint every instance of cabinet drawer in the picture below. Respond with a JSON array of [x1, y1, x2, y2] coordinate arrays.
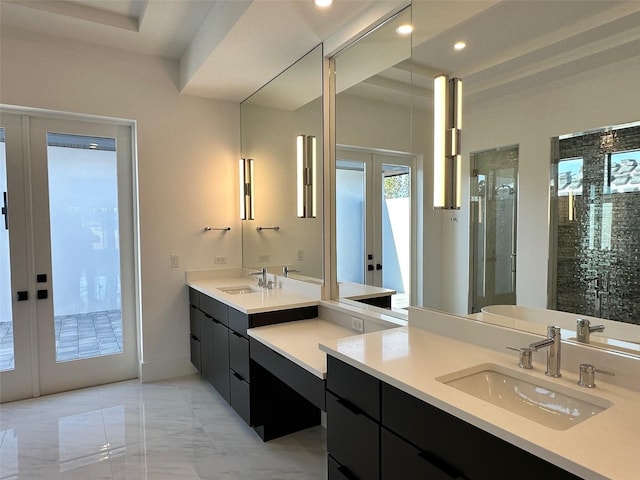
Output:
[[326, 391, 379, 480], [229, 331, 250, 381], [328, 455, 358, 480], [250, 338, 325, 410], [382, 383, 581, 480], [188, 287, 200, 309], [200, 294, 228, 326], [327, 356, 380, 421], [381, 427, 457, 480], [190, 336, 201, 372], [229, 307, 249, 337], [230, 371, 251, 425], [189, 305, 201, 339]]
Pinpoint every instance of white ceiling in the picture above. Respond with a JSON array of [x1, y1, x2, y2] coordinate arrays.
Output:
[[1, 0, 639, 104]]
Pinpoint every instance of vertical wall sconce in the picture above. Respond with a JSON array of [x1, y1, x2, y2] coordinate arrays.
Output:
[[297, 134, 317, 218], [239, 158, 254, 220], [433, 74, 463, 209], [568, 190, 575, 221]]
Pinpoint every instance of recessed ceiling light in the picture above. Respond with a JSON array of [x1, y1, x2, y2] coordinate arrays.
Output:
[[314, 0, 333, 7], [396, 24, 413, 36], [454, 41, 466, 51]]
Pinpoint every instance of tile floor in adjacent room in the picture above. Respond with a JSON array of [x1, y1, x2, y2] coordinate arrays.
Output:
[[0, 375, 326, 479]]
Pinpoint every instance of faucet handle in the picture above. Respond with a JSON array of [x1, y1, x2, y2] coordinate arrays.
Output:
[[507, 346, 533, 369], [578, 363, 615, 388]]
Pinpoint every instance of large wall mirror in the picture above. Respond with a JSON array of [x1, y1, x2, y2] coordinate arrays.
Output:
[[241, 44, 324, 284], [332, 1, 640, 355]]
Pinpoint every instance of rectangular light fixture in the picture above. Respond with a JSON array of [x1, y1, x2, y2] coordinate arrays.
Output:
[[239, 158, 254, 220], [433, 75, 462, 209], [297, 134, 317, 218]]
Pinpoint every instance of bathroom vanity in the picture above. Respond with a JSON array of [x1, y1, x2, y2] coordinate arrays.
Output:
[[188, 274, 321, 439], [320, 325, 640, 480]]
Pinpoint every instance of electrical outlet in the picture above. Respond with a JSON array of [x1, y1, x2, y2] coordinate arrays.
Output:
[[351, 317, 364, 332], [170, 254, 180, 268], [297, 249, 304, 261], [258, 254, 270, 263], [214, 256, 227, 265]]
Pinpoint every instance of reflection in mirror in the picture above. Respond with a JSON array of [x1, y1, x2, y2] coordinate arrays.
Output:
[[549, 122, 640, 324], [331, 1, 640, 355], [333, 6, 414, 314], [241, 45, 323, 284]]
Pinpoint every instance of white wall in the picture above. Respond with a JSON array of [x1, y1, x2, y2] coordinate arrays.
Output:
[[0, 27, 241, 381]]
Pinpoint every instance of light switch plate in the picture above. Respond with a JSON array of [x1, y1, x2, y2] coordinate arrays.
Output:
[[170, 254, 180, 268]]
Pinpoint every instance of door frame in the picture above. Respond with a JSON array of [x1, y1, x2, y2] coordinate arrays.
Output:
[[0, 105, 141, 401]]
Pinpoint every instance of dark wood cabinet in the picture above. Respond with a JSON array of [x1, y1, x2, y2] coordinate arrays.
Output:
[[326, 356, 582, 480], [189, 305, 201, 371], [326, 356, 381, 480], [188, 287, 318, 436], [211, 316, 230, 402]]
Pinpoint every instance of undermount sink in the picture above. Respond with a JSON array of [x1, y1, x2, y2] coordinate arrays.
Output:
[[436, 363, 612, 430], [218, 285, 260, 295]]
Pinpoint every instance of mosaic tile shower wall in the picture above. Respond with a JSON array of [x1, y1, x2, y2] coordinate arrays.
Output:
[[553, 124, 640, 325]]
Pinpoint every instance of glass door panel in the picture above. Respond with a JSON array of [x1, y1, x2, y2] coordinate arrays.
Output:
[[470, 146, 519, 312], [0, 128, 14, 371], [46, 133, 123, 362], [381, 162, 411, 309], [336, 159, 366, 284]]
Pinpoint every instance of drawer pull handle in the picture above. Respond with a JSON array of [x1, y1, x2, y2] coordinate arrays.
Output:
[[337, 465, 359, 480], [336, 397, 363, 416], [417, 450, 466, 479], [232, 371, 245, 381], [232, 331, 244, 339]]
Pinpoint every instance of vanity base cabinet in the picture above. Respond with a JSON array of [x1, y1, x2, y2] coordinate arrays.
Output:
[[326, 356, 582, 480], [382, 383, 582, 480], [188, 287, 318, 437]]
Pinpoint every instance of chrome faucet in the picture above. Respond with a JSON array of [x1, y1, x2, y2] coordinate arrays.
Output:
[[576, 318, 605, 344], [282, 266, 299, 277], [528, 326, 562, 377], [249, 268, 267, 288]]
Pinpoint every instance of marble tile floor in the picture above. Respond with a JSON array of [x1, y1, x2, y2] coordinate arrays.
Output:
[[0, 374, 326, 479]]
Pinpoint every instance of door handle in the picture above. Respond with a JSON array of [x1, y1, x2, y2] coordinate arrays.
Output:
[[37, 289, 48, 300], [2, 192, 7, 230], [376, 264, 382, 270], [367, 264, 374, 271], [17, 291, 28, 301]]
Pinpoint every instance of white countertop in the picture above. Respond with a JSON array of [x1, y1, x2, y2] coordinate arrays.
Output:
[[319, 326, 640, 480], [338, 281, 396, 301], [247, 319, 356, 379], [187, 276, 318, 314]]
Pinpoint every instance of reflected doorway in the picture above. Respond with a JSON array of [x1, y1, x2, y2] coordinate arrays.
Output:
[[470, 145, 519, 313], [336, 148, 413, 310]]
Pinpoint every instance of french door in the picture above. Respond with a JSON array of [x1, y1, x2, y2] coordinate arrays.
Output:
[[0, 110, 138, 402], [336, 148, 413, 308]]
